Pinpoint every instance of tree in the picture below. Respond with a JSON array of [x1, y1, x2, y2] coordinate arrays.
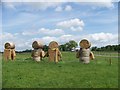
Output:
[[96, 48, 101, 51], [22, 49, 32, 53], [65, 42, 70, 51], [67, 40, 78, 51], [59, 45, 66, 51], [91, 44, 119, 52], [59, 40, 78, 51], [91, 46, 97, 51], [43, 45, 48, 52]]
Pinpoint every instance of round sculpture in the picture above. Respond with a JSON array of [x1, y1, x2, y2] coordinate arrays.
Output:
[[49, 41, 59, 49], [4, 42, 16, 60], [32, 41, 43, 49], [79, 39, 91, 49], [4, 42, 15, 49], [31, 41, 45, 62], [45, 41, 62, 63], [76, 39, 95, 64]]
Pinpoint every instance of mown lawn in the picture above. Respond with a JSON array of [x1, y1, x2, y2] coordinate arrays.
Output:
[[2, 52, 118, 88]]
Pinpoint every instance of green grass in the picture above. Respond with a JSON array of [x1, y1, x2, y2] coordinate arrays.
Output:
[[2, 52, 118, 88]]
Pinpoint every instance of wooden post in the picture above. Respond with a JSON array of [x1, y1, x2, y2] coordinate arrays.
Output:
[[109, 58, 112, 65], [109, 52, 112, 65]]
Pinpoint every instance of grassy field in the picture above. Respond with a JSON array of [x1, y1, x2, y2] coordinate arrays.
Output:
[[2, 52, 118, 88]]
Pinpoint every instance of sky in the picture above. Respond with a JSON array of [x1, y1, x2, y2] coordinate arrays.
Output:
[[0, 0, 119, 51]]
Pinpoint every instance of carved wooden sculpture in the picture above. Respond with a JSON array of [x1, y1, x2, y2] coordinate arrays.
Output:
[[3, 42, 16, 60], [76, 39, 95, 64], [31, 41, 45, 62], [46, 41, 62, 63]]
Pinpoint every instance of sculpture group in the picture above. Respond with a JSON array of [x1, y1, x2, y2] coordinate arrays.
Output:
[[3, 39, 95, 64]]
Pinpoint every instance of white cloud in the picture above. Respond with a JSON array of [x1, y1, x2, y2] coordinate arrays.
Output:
[[4, 2, 16, 10], [1, 32, 14, 39], [22, 30, 38, 36], [3, 2, 63, 10], [55, 6, 63, 12], [41, 36, 58, 45], [58, 34, 74, 44], [39, 32, 118, 47], [31, 35, 74, 46], [88, 33, 114, 41], [57, 32, 118, 47], [39, 28, 64, 36], [67, 0, 116, 9], [1, 32, 118, 51], [2, 0, 119, 2], [1, 32, 33, 51], [2, 0, 116, 12], [27, 2, 62, 10], [86, 32, 118, 43], [3, 13, 39, 28], [73, 32, 118, 47], [70, 26, 83, 31], [87, 2, 114, 8], [65, 5, 72, 11], [73, 0, 115, 8], [57, 18, 84, 28], [57, 18, 84, 31], [30, 37, 58, 46], [22, 28, 64, 36]]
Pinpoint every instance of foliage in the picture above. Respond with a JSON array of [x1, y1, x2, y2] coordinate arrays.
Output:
[[43, 45, 49, 52], [60, 40, 78, 51], [91, 44, 120, 52]]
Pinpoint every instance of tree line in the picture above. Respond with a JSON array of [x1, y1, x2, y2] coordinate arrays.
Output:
[[15, 40, 120, 53], [91, 44, 120, 52]]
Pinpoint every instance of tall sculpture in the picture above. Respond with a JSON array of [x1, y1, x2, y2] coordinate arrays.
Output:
[[76, 39, 95, 64], [31, 41, 45, 62], [3, 42, 16, 60], [45, 41, 62, 63]]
